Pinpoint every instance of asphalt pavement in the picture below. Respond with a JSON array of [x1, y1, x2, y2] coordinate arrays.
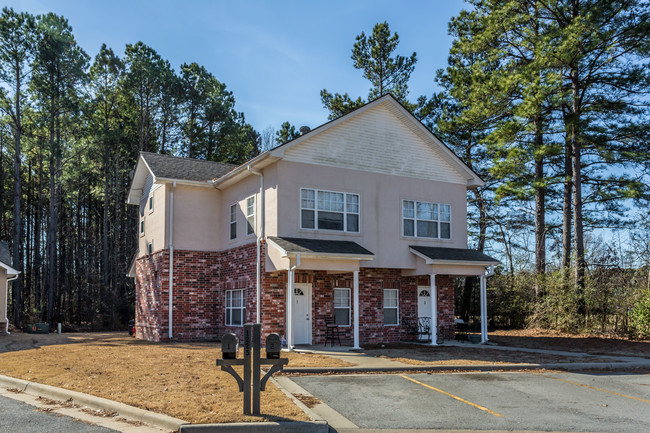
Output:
[[292, 371, 650, 432], [0, 394, 119, 433]]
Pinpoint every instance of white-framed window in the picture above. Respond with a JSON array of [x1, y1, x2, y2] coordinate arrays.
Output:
[[334, 288, 351, 326], [402, 200, 451, 239], [140, 217, 145, 237], [225, 289, 245, 327], [383, 288, 399, 325], [148, 195, 154, 213], [300, 188, 360, 232], [246, 196, 255, 236], [147, 241, 153, 255], [229, 204, 237, 240]]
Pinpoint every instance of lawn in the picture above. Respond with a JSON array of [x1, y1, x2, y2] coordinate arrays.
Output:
[[0, 334, 349, 424]]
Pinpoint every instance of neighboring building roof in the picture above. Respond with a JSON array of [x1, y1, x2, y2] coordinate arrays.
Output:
[[409, 246, 500, 265], [0, 241, 19, 275], [140, 152, 238, 183], [268, 236, 374, 259]]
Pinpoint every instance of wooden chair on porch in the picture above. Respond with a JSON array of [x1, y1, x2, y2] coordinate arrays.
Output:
[[324, 318, 341, 346]]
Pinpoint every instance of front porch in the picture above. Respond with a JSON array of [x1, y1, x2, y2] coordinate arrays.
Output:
[[264, 237, 500, 349]]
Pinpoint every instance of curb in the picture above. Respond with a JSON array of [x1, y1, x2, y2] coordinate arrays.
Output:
[[0, 374, 188, 432], [282, 360, 650, 374], [179, 420, 329, 433]]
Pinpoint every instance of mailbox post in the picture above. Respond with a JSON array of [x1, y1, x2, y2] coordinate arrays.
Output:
[[216, 323, 288, 415]]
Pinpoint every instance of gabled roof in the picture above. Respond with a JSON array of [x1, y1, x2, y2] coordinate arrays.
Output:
[[0, 241, 19, 275], [410, 246, 499, 265], [212, 94, 484, 189], [268, 236, 375, 260], [127, 152, 238, 204]]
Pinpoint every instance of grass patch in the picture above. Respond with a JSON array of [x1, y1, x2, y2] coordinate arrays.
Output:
[[0, 334, 349, 423]]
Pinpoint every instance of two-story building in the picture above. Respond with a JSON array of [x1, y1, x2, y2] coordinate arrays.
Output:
[[127, 94, 498, 347]]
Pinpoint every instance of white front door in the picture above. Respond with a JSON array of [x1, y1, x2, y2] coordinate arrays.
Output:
[[418, 287, 431, 319], [293, 284, 312, 345]]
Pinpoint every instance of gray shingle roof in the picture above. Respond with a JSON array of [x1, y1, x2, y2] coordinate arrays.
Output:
[[410, 246, 499, 263], [0, 241, 11, 266], [141, 152, 238, 182], [269, 237, 374, 257]]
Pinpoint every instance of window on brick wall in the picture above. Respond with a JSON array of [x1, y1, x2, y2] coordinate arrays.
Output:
[[225, 289, 245, 326], [334, 288, 350, 326], [229, 204, 237, 240], [383, 288, 399, 326], [246, 196, 255, 236]]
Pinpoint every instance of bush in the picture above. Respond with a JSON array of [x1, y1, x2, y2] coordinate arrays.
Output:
[[629, 290, 650, 339]]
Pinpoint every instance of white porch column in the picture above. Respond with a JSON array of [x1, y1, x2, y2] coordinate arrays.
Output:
[[353, 270, 360, 349], [287, 269, 295, 349], [480, 275, 488, 343], [429, 273, 437, 346]]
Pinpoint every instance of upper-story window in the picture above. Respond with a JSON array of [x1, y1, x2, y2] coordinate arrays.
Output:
[[229, 204, 237, 240], [246, 196, 255, 236], [148, 195, 154, 213], [402, 200, 451, 239], [139, 217, 145, 236], [301, 188, 360, 232]]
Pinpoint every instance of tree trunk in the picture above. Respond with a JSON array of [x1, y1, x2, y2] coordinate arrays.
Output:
[[534, 116, 546, 296]]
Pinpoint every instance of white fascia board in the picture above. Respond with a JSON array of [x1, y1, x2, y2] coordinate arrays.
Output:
[[0, 261, 20, 275], [154, 177, 215, 188], [126, 154, 153, 205]]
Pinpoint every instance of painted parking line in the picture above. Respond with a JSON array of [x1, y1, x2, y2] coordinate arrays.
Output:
[[533, 373, 650, 404], [399, 374, 504, 418]]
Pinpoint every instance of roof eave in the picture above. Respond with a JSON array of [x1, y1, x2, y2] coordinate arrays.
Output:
[[211, 153, 280, 189], [285, 252, 375, 261], [0, 261, 20, 275], [409, 247, 500, 266]]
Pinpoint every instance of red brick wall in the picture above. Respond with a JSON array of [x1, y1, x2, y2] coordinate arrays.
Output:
[[135, 242, 457, 344]]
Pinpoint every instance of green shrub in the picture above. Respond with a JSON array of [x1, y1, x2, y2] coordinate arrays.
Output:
[[629, 290, 650, 339]]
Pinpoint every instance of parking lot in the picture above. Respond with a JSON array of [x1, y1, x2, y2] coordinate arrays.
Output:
[[292, 371, 650, 432]]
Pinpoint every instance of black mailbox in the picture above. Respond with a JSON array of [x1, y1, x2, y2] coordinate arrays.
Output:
[[222, 333, 239, 359], [266, 333, 282, 359]]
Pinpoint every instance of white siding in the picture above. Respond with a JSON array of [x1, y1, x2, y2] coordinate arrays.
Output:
[[283, 104, 467, 184]]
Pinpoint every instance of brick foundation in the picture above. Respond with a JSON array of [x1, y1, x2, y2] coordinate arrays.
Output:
[[135, 242, 456, 344]]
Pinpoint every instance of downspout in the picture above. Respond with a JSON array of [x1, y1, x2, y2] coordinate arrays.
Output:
[[248, 166, 264, 324], [5, 274, 18, 335], [168, 181, 176, 340], [480, 265, 495, 344], [287, 253, 301, 349]]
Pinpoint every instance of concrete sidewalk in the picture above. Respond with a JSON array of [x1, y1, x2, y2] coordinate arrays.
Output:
[[287, 341, 650, 373]]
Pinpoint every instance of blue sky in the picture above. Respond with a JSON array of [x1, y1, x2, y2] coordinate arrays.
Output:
[[5, 0, 467, 133]]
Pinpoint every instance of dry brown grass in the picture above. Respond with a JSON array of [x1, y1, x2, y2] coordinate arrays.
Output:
[[361, 343, 616, 365], [0, 335, 348, 423]]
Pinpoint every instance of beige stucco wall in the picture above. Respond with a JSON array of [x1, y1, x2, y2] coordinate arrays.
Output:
[[138, 184, 167, 258], [171, 184, 222, 251], [0, 267, 7, 325], [272, 160, 468, 269]]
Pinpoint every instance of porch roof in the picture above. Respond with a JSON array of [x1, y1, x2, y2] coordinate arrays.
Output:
[[268, 236, 374, 260], [409, 246, 499, 266]]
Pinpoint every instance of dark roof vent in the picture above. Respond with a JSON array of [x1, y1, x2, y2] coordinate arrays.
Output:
[[299, 126, 311, 135]]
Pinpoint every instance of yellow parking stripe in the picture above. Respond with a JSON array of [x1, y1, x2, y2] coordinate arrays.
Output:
[[533, 373, 650, 404], [399, 374, 504, 417]]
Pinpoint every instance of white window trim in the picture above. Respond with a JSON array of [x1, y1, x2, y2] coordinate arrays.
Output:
[[402, 200, 452, 240], [225, 289, 246, 327], [300, 187, 360, 233], [333, 288, 351, 327], [229, 203, 237, 241], [246, 195, 255, 237], [383, 288, 399, 326], [139, 217, 145, 237], [148, 195, 154, 214]]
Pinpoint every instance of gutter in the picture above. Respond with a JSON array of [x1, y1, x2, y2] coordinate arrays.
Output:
[[247, 166, 264, 324], [5, 273, 18, 335], [168, 181, 176, 340]]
